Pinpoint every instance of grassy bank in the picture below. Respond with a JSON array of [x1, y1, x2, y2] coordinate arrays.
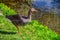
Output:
[[0, 3, 60, 40], [0, 16, 60, 40]]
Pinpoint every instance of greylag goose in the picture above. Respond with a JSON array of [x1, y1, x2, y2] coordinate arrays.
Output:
[[6, 9, 32, 34]]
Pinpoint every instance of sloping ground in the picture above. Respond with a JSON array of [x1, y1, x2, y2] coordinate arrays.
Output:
[[0, 16, 17, 32], [0, 0, 60, 34], [32, 11, 60, 34], [0, 16, 60, 40], [38, 13, 60, 34]]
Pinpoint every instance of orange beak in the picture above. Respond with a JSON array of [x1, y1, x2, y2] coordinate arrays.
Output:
[[31, 8, 38, 12]]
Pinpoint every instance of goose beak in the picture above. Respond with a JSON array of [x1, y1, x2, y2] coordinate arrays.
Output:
[[31, 8, 38, 13]]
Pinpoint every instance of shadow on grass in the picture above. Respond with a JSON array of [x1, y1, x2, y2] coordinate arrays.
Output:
[[0, 31, 16, 34]]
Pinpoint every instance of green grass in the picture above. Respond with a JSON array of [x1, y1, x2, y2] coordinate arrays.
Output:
[[0, 16, 60, 40], [0, 3, 16, 16], [0, 16, 17, 32]]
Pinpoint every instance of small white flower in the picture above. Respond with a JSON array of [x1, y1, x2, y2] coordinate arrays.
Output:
[[0, 13, 3, 16]]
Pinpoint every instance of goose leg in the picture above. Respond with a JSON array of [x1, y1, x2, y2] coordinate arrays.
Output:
[[15, 25, 20, 34], [13, 22, 21, 34]]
